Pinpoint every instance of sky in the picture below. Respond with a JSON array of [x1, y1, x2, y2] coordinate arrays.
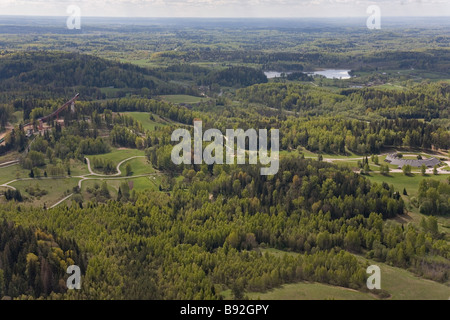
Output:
[[0, 0, 449, 17]]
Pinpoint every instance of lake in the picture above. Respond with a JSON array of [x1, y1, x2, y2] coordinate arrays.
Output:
[[264, 71, 291, 79], [310, 69, 351, 79], [264, 69, 351, 79]]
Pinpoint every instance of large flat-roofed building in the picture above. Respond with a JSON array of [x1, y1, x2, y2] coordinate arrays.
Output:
[[385, 154, 440, 169]]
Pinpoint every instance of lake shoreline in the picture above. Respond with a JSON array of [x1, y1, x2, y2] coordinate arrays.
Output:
[[265, 69, 351, 79]]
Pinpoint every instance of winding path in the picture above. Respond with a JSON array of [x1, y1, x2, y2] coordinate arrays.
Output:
[[1, 156, 159, 209], [85, 156, 146, 177], [2, 152, 449, 208]]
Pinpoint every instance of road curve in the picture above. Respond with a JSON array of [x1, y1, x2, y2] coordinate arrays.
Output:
[[85, 156, 146, 177], [0, 184, 16, 190]]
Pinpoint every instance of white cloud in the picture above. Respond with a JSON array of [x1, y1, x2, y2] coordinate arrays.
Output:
[[0, 0, 448, 17]]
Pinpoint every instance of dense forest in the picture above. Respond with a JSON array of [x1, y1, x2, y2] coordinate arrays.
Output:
[[237, 82, 450, 121], [4, 95, 449, 179], [0, 52, 269, 102], [280, 118, 450, 154], [0, 220, 86, 298], [0, 157, 447, 299], [0, 51, 159, 100], [0, 17, 449, 300], [201, 66, 267, 87], [417, 179, 450, 216], [156, 49, 450, 73]]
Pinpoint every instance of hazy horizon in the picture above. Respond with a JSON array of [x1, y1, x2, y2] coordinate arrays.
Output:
[[0, 0, 449, 18]]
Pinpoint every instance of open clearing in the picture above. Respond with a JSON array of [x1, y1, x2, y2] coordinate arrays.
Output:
[[123, 112, 168, 131], [248, 282, 374, 300], [81, 175, 161, 200], [119, 156, 154, 176], [1, 149, 159, 208], [365, 172, 449, 197], [0, 164, 30, 184], [90, 148, 146, 163], [245, 248, 450, 300], [160, 94, 209, 104], [87, 148, 146, 175], [6, 178, 79, 208]]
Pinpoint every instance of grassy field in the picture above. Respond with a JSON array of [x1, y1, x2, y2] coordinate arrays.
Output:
[[244, 248, 450, 300], [119, 156, 154, 176], [365, 172, 449, 197], [99, 87, 122, 97], [133, 175, 161, 191], [0, 160, 88, 184], [7, 177, 79, 208], [82, 175, 160, 196], [0, 164, 30, 184], [373, 84, 406, 91], [82, 178, 119, 192], [248, 259, 450, 300], [334, 160, 379, 171], [119, 58, 163, 69], [123, 112, 168, 131], [88, 148, 146, 174], [365, 172, 449, 235], [0, 151, 21, 164], [1, 149, 157, 207], [281, 148, 363, 160], [160, 94, 209, 104], [356, 258, 450, 300], [69, 159, 90, 176], [74, 174, 161, 206], [247, 282, 374, 300]]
